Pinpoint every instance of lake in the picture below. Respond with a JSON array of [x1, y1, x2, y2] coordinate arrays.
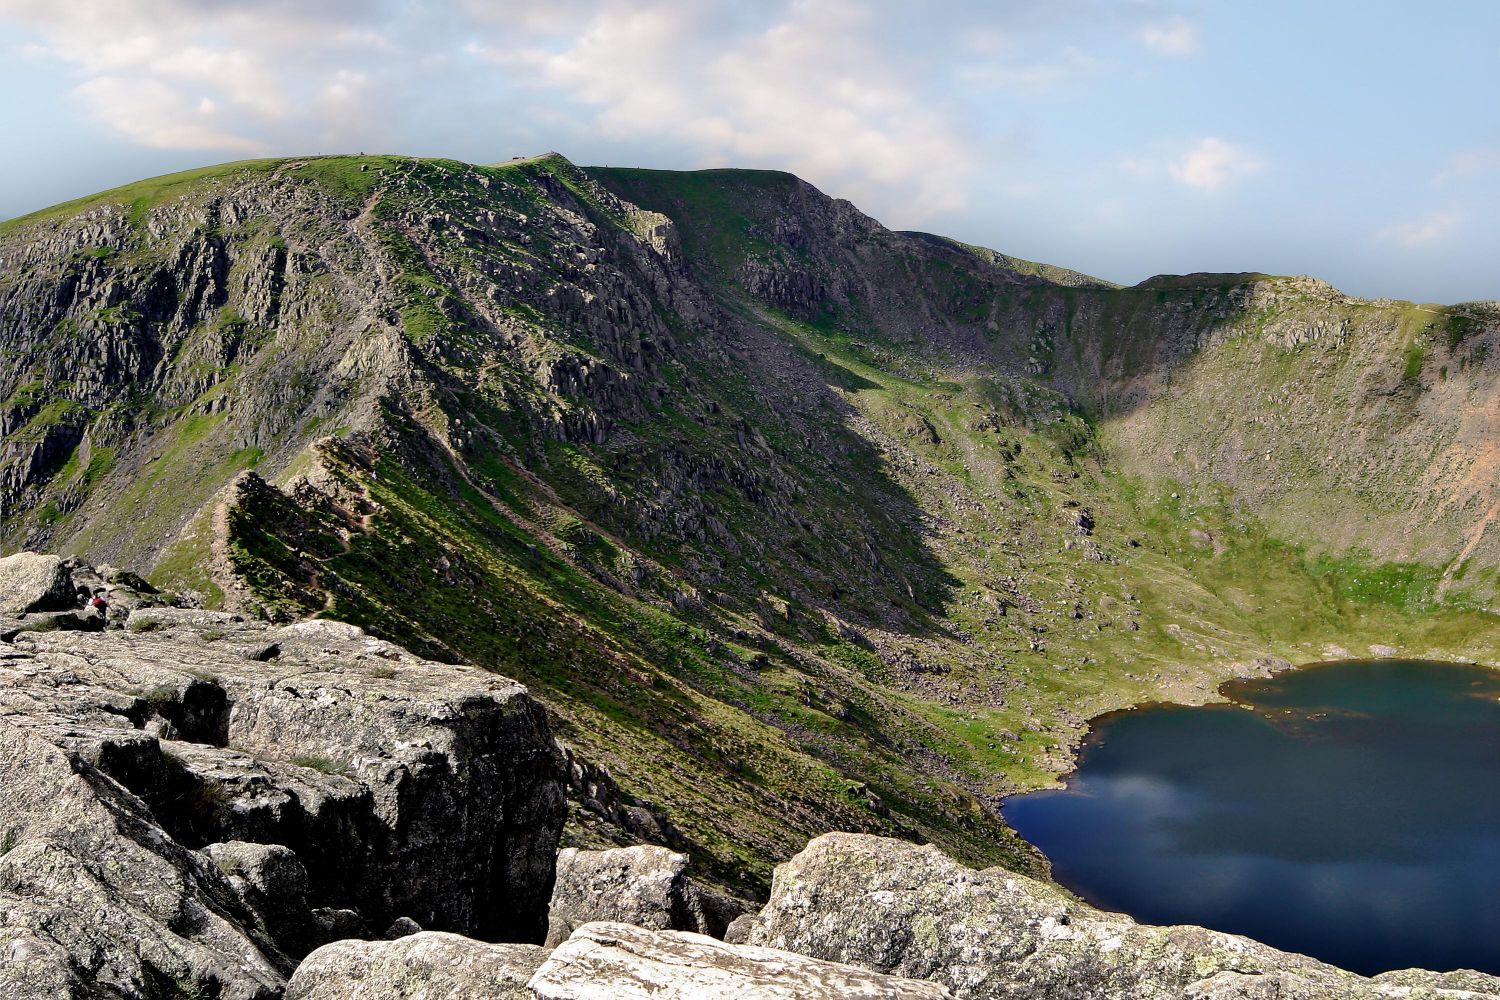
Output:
[[1001, 659, 1500, 976]]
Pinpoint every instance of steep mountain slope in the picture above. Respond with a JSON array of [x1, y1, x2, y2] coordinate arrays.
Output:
[[2, 152, 1498, 894], [596, 166, 1500, 582]]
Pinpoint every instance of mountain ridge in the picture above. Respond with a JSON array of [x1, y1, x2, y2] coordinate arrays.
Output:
[[3, 150, 1499, 895]]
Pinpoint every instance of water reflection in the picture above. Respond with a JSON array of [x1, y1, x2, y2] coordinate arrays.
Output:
[[1002, 660, 1500, 975]]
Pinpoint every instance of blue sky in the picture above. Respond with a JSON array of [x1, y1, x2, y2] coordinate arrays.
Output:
[[1, 0, 1496, 302]]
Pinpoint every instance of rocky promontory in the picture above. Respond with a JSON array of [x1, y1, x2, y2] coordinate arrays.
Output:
[[0, 552, 566, 997]]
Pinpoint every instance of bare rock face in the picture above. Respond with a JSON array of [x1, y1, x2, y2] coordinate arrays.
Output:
[[545, 845, 745, 947], [206, 841, 319, 961], [745, 833, 1500, 1000], [7, 610, 567, 943], [0, 557, 568, 997], [286, 932, 548, 1000], [529, 922, 954, 999], [0, 717, 286, 1000]]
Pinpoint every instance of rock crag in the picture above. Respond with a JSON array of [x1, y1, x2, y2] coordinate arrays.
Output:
[[0, 553, 566, 998]]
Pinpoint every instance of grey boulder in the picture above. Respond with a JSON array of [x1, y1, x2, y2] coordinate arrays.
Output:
[[287, 932, 547, 1000], [0, 552, 75, 615], [546, 845, 745, 946]]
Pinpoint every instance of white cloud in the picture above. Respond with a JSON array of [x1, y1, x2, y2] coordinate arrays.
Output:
[[1140, 16, 1198, 57], [503, 0, 977, 220], [73, 76, 266, 152], [0, 0, 396, 151], [1166, 137, 1261, 191], [1435, 148, 1500, 184], [1377, 210, 1461, 248], [0, 1, 1253, 222], [3, 0, 987, 219]]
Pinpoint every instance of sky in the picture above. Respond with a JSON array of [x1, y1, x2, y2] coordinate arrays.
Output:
[[1, 0, 1497, 303]]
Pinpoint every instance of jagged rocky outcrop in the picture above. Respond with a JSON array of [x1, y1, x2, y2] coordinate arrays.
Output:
[[744, 833, 1500, 1000], [0, 552, 175, 640], [545, 845, 746, 946], [0, 554, 567, 998], [0, 715, 288, 1000]]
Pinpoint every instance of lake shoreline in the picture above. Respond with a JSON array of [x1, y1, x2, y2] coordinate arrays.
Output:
[[1001, 658, 1500, 977], [1029, 652, 1499, 795]]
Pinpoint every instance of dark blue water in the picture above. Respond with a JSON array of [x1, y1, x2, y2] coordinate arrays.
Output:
[[1002, 660, 1500, 975]]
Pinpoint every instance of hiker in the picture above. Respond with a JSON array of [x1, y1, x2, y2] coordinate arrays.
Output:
[[88, 588, 109, 621]]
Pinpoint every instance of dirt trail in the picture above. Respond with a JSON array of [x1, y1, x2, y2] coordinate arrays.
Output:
[[1437, 494, 1500, 600]]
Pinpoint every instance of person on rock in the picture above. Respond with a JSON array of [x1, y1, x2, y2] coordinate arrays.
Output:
[[88, 588, 109, 621]]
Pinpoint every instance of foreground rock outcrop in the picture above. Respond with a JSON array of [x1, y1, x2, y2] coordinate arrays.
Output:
[[0, 554, 567, 998], [289, 923, 950, 999], [745, 833, 1500, 1000], [275, 831, 1500, 1000]]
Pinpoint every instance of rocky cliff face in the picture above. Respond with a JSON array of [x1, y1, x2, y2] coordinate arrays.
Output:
[[4, 152, 1500, 903], [0, 554, 566, 997], [595, 168, 1500, 577]]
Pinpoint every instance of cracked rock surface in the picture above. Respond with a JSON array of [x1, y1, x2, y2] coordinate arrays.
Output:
[[0, 561, 566, 999]]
